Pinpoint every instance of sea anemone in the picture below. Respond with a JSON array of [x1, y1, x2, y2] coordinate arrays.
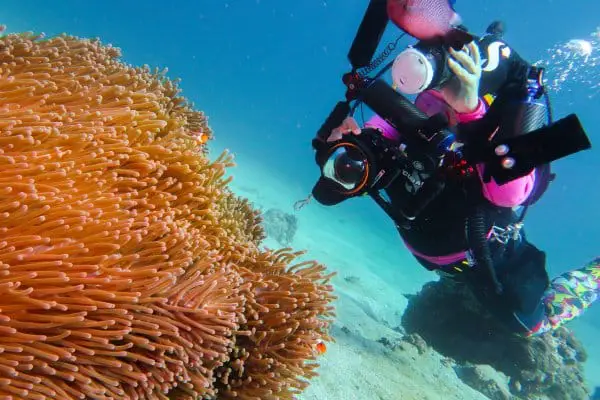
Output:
[[0, 29, 335, 399]]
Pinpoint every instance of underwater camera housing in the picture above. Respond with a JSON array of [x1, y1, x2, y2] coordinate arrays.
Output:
[[311, 0, 592, 223], [312, 76, 591, 221]]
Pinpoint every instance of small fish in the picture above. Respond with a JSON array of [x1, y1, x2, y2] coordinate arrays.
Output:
[[190, 130, 210, 144], [314, 340, 327, 355], [387, 0, 470, 44]]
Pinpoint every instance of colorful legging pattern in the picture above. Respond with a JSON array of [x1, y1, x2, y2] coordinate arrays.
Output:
[[529, 257, 600, 336]]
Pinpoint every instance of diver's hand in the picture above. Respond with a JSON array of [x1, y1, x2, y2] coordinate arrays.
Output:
[[440, 41, 482, 114], [327, 117, 361, 142]]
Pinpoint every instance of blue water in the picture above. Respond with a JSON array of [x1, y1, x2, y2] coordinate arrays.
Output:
[[4, 0, 600, 396]]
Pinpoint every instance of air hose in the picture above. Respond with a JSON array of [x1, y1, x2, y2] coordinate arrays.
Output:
[[466, 205, 504, 295]]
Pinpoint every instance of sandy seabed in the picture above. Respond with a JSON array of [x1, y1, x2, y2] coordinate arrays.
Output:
[[220, 148, 600, 400]]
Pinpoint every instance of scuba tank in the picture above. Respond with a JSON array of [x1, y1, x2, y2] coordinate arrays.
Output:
[[495, 66, 549, 138]]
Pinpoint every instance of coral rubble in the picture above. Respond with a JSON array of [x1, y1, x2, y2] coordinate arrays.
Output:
[[402, 278, 590, 400]]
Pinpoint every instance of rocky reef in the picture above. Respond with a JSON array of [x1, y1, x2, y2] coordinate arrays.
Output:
[[262, 207, 298, 246], [401, 277, 590, 400]]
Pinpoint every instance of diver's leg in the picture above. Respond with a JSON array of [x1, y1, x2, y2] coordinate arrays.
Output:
[[527, 257, 600, 336]]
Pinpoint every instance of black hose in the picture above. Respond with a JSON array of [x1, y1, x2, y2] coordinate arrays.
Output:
[[466, 205, 504, 295]]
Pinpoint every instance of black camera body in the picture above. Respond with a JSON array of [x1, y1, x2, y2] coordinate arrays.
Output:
[[313, 126, 444, 218], [312, 74, 590, 224]]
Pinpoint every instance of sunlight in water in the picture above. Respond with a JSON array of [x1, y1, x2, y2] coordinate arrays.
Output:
[[535, 27, 599, 98]]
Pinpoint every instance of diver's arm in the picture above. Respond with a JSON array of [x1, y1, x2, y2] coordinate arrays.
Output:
[[364, 114, 401, 140], [454, 98, 486, 123], [364, 95, 487, 138]]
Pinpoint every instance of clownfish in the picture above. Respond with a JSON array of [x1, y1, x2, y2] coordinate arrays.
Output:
[[314, 340, 327, 355], [190, 130, 210, 144]]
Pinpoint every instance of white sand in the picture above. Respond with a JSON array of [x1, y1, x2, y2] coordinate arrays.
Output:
[[217, 148, 598, 399]]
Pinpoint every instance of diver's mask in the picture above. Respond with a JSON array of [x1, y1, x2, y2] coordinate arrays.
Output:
[[391, 42, 453, 95]]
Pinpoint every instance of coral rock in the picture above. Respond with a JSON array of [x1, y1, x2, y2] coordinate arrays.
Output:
[[262, 208, 298, 246], [401, 278, 590, 400]]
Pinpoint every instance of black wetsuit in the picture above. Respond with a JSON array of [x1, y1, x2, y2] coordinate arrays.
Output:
[[390, 31, 528, 261], [312, 27, 552, 335], [384, 159, 550, 334], [386, 177, 516, 265], [385, 32, 551, 335]]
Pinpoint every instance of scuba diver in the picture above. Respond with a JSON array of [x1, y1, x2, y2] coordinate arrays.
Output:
[[308, 0, 598, 338]]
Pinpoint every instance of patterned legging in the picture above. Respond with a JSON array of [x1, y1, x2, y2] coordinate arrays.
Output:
[[528, 257, 600, 336]]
